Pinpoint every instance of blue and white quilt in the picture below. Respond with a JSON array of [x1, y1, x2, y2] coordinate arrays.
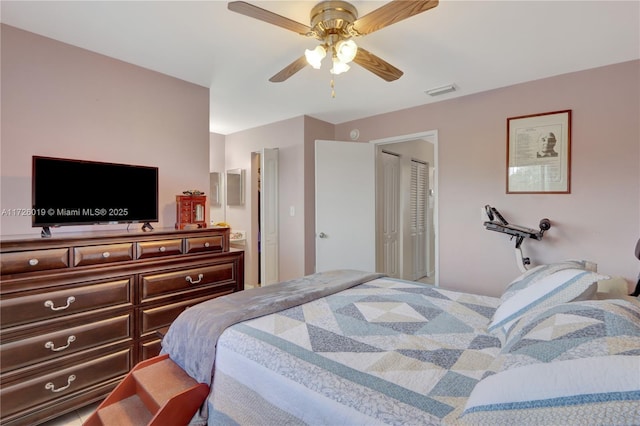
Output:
[[162, 269, 640, 425], [205, 276, 501, 425]]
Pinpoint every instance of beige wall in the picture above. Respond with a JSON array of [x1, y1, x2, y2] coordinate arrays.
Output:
[[335, 60, 640, 296], [209, 132, 225, 224], [3, 24, 638, 297], [223, 116, 308, 287], [1, 25, 210, 235], [303, 117, 335, 275], [221, 116, 335, 286], [224, 61, 639, 296]]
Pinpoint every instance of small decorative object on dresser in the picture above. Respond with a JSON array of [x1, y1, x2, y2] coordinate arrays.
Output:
[[175, 194, 207, 230], [0, 227, 243, 426]]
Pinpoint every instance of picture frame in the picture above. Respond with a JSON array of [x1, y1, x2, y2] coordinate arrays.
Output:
[[506, 109, 571, 193]]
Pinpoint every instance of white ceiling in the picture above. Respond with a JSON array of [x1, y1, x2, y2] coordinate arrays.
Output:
[[2, 1, 639, 135]]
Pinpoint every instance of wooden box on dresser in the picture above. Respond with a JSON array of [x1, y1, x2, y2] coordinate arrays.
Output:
[[0, 227, 244, 425]]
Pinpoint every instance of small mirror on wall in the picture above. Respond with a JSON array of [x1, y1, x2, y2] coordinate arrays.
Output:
[[210, 172, 221, 206], [226, 169, 245, 206]]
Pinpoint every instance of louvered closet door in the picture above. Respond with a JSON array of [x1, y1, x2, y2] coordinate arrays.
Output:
[[380, 151, 400, 278], [410, 160, 428, 280]]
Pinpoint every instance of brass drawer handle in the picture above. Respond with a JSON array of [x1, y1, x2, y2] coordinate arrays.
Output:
[[185, 273, 204, 285], [45, 375, 76, 393], [44, 296, 76, 311], [28, 258, 39, 266], [45, 335, 76, 352], [102, 251, 111, 258]]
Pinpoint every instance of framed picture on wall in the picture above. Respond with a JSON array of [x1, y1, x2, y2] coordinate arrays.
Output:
[[506, 109, 571, 193]]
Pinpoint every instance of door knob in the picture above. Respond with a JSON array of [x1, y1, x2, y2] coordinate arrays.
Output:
[[318, 232, 327, 238]]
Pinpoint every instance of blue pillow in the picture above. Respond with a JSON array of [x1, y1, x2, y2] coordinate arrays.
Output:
[[489, 268, 607, 340]]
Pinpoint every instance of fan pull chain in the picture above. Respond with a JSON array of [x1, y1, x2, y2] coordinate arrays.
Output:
[[330, 77, 336, 98]]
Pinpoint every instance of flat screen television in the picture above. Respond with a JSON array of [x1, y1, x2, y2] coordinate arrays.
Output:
[[32, 156, 158, 235]]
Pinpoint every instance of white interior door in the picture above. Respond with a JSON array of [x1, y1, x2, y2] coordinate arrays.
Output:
[[260, 148, 279, 285], [379, 151, 400, 278], [315, 140, 375, 273]]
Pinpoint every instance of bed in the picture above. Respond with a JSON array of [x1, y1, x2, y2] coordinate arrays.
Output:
[[160, 264, 640, 426]]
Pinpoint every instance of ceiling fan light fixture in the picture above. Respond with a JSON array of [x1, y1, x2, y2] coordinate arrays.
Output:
[[228, 0, 439, 85], [305, 45, 327, 69], [335, 39, 358, 63]]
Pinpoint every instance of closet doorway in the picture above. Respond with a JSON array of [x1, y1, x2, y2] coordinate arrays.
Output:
[[375, 135, 435, 283]]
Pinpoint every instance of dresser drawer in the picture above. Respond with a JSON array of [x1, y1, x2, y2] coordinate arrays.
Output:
[[0, 348, 131, 422], [177, 205, 191, 222], [136, 239, 183, 259], [1, 278, 133, 329], [140, 338, 163, 361], [1, 248, 69, 275], [139, 293, 233, 337], [140, 262, 235, 302], [73, 243, 134, 266], [1, 313, 133, 373], [185, 235, 224, 253]]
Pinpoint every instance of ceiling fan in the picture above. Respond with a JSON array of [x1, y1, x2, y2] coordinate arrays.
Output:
[[227, 0, 439, 84]]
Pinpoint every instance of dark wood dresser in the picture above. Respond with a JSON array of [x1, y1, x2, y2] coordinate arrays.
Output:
[[0, 227, 244, 425]]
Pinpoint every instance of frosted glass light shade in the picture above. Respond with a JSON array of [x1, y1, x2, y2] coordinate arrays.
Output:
[[335, 39, 357, 63], [330, 58, 350, 75], [305, 45, 326, 69]]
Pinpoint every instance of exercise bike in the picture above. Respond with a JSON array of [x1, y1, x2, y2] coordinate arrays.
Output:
[[631, 239, 640, 297], [483, 205, 551, 273]]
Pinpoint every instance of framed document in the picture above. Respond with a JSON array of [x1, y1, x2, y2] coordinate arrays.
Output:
[[506, 110, 571, 193]]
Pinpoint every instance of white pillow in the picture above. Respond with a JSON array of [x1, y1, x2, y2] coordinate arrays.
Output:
[[460, 356, 640, 425], [488, 268, 607, 338], [461, 299, 640, 426]]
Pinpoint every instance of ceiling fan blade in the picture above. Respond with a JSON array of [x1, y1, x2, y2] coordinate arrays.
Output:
[[352, 0, 439, 36], [353, 47, 403, 82], [228, 1, 311, 35], [269, 56, 309, 82]]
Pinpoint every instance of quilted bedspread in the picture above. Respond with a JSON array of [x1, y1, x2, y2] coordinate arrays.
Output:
[[205, 276, 502, 425], [161, 269, 384, 386]]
